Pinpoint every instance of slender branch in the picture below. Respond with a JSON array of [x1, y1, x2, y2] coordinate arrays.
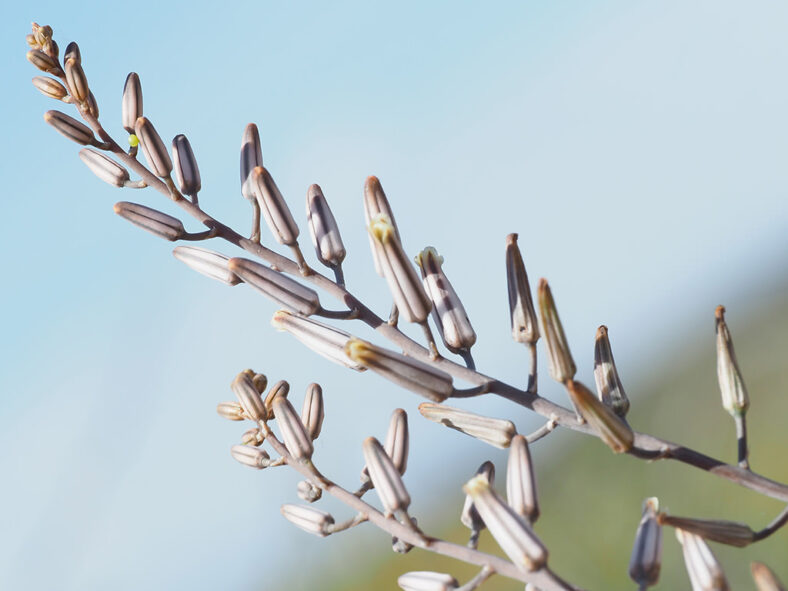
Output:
[[457, 565, 495, 591], [526, 416, 558, 444], [753, 504, 788, 542], [735, 413, 749, 469], [526, 342, 537, 393]]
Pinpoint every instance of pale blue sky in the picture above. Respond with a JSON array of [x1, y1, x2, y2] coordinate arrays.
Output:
[[2, 1, 787, 590]]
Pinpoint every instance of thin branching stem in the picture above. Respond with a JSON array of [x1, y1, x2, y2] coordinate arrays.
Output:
[[735, 413, 749, 469]]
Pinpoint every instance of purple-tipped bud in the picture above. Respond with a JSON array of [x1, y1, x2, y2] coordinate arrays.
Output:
[[506, 234, 539, 344], [629, 498, 662, 588]]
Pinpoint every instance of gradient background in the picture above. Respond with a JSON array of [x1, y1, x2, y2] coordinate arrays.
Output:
[[3, 1, 788, 589]]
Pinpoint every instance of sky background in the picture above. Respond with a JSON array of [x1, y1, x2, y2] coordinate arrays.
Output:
[[2, 1, 787, 589]]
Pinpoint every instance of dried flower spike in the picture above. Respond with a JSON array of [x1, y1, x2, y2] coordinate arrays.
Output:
[[751, 562, 786, 591], [280, 504, 334, 537], [565, 380, 633, 453], [272, 396, 313, 461], [363, 436, 411, 515], [113, 202, 185, 241], [538, 278, 576, 383], [172, 134, 201, 196], [121, 73, 143, 134], [172, 246, 240, 286], [300, 383, 325, 441], [715, 306, 749, 416], [228, 257, 321, 315], [79, 149, 130, 188], [364, 175, 400, 276], [628, 497, 662, 588], [306, 184, 346, 268], [506, 234, 539, 344], [676, 529, 730, 591], [506, 434, 540, 523], [419, 403, 516, 449], [397, 571, 459, 591], [250, 166, 299, 246], [593, 325, 630, 417], [135, 117, 173, 179]]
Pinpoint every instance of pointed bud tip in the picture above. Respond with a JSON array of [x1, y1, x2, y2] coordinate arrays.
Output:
[[506, 233, 519, 245]]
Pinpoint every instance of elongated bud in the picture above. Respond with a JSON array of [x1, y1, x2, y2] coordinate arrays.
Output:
[[250, 166, 299, 245], [113, 202, 185, 241], [231, 372, 267, 422], [506, 234, 539, 344], [272, 397, 313, 460], [240, 123, 262, 202], [629, 498, 662, 588], [32, 76, 67, 100], [416, 247, 476, 352], [264, 380, 290, 420], [63, 41, 80, 63], [751, 562, 786, 591], [369, 214, 432, 323], [461, 461, 495, 531], [252, 373, 268, 394], [538, 279, 575, 382], [27, 49, 60, 73], [172, 134, 201, 195], [172, 246, 240, 286], [241, 427, 264, 446], [86, 91, 99, 119], [44, 110, 95, 145], [216, 401, 246, 421], [228, 257, 321, 315], [507, 435, 539, 523], [676, 529, 730, 591], [345, 338, 453, 402], [296, 480, 322, 503], [397, 572, 459, 591], [659, 514, 755, 548], [384, 408, 409, 475], [280, 504, 334, 537], [272, 310, 365, 371], [715, 306, 749, 416], [230, 444, 269, 469], [566, 380, 633, 453], [121, 73, 143, 133], [593, 325, 630, 417], [78, 148, 130, 187], [135, 117, 172, 178], [463, 474, 548, 572], [363, 436, 411, 514], [64, 57, 88, 102], [301, 383, 325, 441], [364, 176, 400, 276], [306, 184, 346, 268], [419, 403, 516, 449]]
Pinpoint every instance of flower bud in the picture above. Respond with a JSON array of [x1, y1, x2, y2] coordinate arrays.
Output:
[[280, 504, 334, 537], [64, 57, 89, 102], [363, 436, 411, 515], [506, 435, 539, 523], [306, 183, 346, 268], [593, 325, 630, 417], [506, 234, 539, 344], [296, 480, 322, 503], [419, 403, 516, 449], [231, 371, 267, 422], [79, 149, 130, 187], [121, 73, 143, 134], [63, 41, 80, 63], [32, 76, 67, 100], [461, 461, 495, 532], [172, 246, 241, 286], [113, 202, 185, 241], [228, 257, 321, 315], [300, 383, 325, 441], [566, 380, 633, 453], [172, 134, 201, 195], [715, 306, 749, 416], [384, 408, 409, 475], [250, 166, 299, 246], [676, 529, 730, 591], [230, 444, 269, 469], [240, 123, 262, 202], [538, 279, 575, 383], [272, 397, 313, 461], [659, 514, 755, 547], [27, 49, 60, 74], [397, 572, 459, 591], [216, 401, 245, 421], [629, 498, 662, 588], [135, 117, 172, 178], [241, 428, 264, 446], [44, 110, 95, 145], [264, 380, 290, 420], [364, 175, 400, 276], [751, 562, 786, 591]]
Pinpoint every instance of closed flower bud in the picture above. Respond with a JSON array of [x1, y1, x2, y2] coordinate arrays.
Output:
[[463, 474, 548, 572], [566, 380, 633, 453], [64, 57, 88, 102], [345, 338, 453, 402], [397, 571, 459, 591], [231, 371, 267, 422], [172, 134, 201, 195], [44, 110, 95, 145], [63, 41, 80, 63], [659, 514, 755, 548], [230, 444, 269, 469], [121, 73, 143, 133], [363, 436, 411, 515], [538, 279, 575, 383], [241, 427, 264, 446], [32, 76, 67, 100], [296, 480, 322, 503], [78, 148, 130, 187], [272, 397, 313, 461], [416, 247, 476, 352], [271, 310, 365, 371], [419, 403, 516, 449], [172, 246, 241, 286], [507, 435, 539, 523], [461, 461, 495, 532], [86, 91, 99, 119], [240, 123, 262, 202], [250, 166, 299, 246], [629, 498, 662, 588], [506, 234, 539, 344], [113, 201, 185, 241], [135, 117, 172, 178], [264, 380, 290, 420], [300, 383, 325, 441], [216, 401, 246, 421], [715, 306, 749, 416], [593, 325, 630, 417], [384, 408, 409, 475], [228, 257, 321, 316], [306, 184, 346, 268], [280, 503, 334, 537], [369, 214, 432, 323], [751, 562, 786, 591], [27, 49, 60, 74], [252, 373, 268, 394], [364, 176, 401, 276], [676, 529, 730, 591]]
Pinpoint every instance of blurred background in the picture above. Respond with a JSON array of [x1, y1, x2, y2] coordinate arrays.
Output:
[[2, 1, 787, 589]]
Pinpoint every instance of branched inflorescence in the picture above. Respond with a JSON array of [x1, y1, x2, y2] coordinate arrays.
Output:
[[26, 22, 788, 591]]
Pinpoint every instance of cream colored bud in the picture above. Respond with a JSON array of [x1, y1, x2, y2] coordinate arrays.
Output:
[[32, 76, 67, 100], [751, 562, 786, 591], [64, 57, 89, 102], [264, 380, 290, 420], [300, 383, 325, 441], [506, 435, 539, 523], [240, 123, 262, 202], [231, 371, 267, 422], [172, 246, 241, 286], [364, 175, 400, 276], [363, 436, 411, 515], [230, 444, 269, 469], [296, 480, 322, 503], [419, 403, 516, 449], [306, 184, 346, 268], [461, 461, 495, 531], [676, 529, 730, 591], [538, 279, 575, 382], [113, 201, 185, 241], [135, 117, 172, 178], [280, 504, 334, 537], [397, 571, 459, 591], [272, 310, 365, 371], [715, 306, 749, 416], [250, 166, 299, 246], [216, 401, 245, 421], [229, 257, 321, 315], [272, 397, 313, 461], [566, 380, 633, 453], [79, 149, 130, 187]]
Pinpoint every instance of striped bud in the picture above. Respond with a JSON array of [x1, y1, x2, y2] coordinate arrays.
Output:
[[252, 373, 268, 394], [86, 91, 99, 119], [715, 306, 749, 416], [384, 408, 409, 475], [172, 134, 201, 195], [751, 562, 786, 591], [676, 529, 730, 591], [506, 234, 539, 344], [593, 326, 630, 417], [369, 214, 432, 323], [64, 57, 88, 102], [172, 246, 240, 286], [241, 428, 264, 446], [216, 401, 246, 421], [397, 572, 459, 591], [78, 149, 130, 187], [538, 279, 576, 383], [463, 474, 548, 572], [301, 383, 325, 441], [419, 403, 516, 449], [363, 436, 411, 514], [416, 247, 476, 352], [264, 380, 290, 420], [27, 49, 60, 73], [364, 176, 400, 276], [566, 380, 633, 453], [240, 123, 262, 202], [280, 504, 334, 537], [32, 76, 67, 100], [230, 444, 269, 469], [506, 435, 539, 523], [231, 371, 267, 422], [135, 117, 172, 178], [250, 166, 299, 245], [63, 41, 80, 63], [113, 202, 185, 241], [659, 514, 755, 548], [461, 461, 495, 531], [297, 480, 322, 503], [44, 110, 95, 145], [271, 310, 365, 371], [272, 397, 313, 460], [228, 257, 321, 315], [629, 498, 662, 588], [306, 184, 346, 268], [121, 73, 143, 133], [345, 338, 453, 402]]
